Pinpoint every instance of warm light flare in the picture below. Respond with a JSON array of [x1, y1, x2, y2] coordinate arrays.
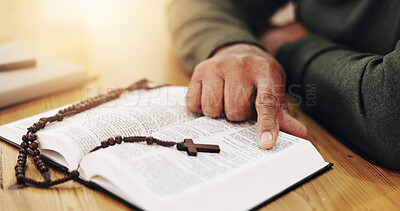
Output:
[[40, 0, 125, 30]]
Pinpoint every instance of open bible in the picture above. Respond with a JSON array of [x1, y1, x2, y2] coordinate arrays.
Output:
[[0, 85, 332, 210]]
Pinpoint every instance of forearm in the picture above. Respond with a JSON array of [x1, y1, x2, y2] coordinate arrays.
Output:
[[276, 34, 400, 169], [168, 0, 288, 73]]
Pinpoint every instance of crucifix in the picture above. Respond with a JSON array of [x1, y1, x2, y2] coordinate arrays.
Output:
[[177, 139, 220, 156]]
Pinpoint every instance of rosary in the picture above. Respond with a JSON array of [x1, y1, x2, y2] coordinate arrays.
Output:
[[15, 79, 220, 188]]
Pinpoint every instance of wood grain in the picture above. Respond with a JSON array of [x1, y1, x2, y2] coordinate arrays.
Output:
[[1, 0, 399, 210]]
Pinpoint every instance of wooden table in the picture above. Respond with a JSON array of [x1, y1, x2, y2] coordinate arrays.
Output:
[[1, 0, 399, 210]]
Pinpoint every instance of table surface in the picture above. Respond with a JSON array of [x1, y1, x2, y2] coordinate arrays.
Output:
[[1, 0, 399, 210]]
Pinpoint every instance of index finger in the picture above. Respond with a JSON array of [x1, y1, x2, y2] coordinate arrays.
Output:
[[254, 81, 282, 149]]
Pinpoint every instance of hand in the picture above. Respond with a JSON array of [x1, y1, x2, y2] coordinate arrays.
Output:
[[260, 22, 309, 56], [186, 43, 307, 149]]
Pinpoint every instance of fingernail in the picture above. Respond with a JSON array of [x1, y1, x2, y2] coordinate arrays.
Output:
[[260, 131, 274, 148]]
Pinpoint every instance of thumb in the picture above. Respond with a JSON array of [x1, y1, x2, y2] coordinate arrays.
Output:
[[255, 89, 280, 149]]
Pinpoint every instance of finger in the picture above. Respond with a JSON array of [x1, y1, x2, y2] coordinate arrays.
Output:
[[255, 85, 280, 149], [186, 79, 202, 114], [278, 107, 307, 138], [224, 81, 255, 121], [201, 78, 224, 117]]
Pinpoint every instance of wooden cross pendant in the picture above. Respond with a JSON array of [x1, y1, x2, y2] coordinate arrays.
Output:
[[177, 139, 220, 156]]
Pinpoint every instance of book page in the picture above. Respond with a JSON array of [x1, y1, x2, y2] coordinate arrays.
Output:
[[0, 85, 329, 210], [0, 86, 197, 168], [79, 116, 320, 210]]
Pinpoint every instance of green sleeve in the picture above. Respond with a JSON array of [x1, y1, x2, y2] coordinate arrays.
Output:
[[168, 0, 287, 73], [276, 34, 400, 170]]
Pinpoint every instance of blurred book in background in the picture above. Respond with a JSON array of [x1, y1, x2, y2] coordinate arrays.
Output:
[[0, 43, 87, 108]]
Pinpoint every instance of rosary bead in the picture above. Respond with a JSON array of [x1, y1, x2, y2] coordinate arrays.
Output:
[[28, 134, 37, 141], [31, 125, 38, 132], [91, 100, 97, 106], [19, 148, 28, 154], [18, 154, 27, 160], [16, 174, 25, 184], [70, 170, 79, 177], [20, 142, 28, 149], [17, 159, 26, 165], [17, 154, 26, 160], [40, 165, 49, 173], [108, 138, 115, 146], [29, 142, 39, 150], [56, 113, 64, 121], [101, 141, 109, 148], [16, 173, 24, 180], [27, 126, 37, 133], [17, 156, 26, 162], [31, 149, 40, 156], [106, 94, 114, 100], [33, 155, 41, 162], [38, 120, 46, 128], [38, 163, 45, 169], [35, 159, 43, 166], [115, 136, 122, 144], [87, 99, 94, 106], [15, 165, 24, 171], [15, 168, 24, 175], [146, 136, 153, 145], [34, 122, 41, 129], [80, 103, 86, 110], [99, 96, 106, 103], [22, 134, 28, 142]]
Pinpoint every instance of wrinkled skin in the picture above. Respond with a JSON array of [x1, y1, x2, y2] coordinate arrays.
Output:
[[186, 22, 309, 149]]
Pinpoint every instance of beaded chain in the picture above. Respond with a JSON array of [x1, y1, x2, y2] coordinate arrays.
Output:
[[14, 79, 179, 188], [15, 79, 220, 188]]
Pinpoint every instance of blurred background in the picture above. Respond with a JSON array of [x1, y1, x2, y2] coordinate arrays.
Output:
[[0, 0, 189, 87]]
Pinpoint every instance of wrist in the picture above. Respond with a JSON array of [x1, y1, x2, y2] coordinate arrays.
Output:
[[213, 43, 266, 57]]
